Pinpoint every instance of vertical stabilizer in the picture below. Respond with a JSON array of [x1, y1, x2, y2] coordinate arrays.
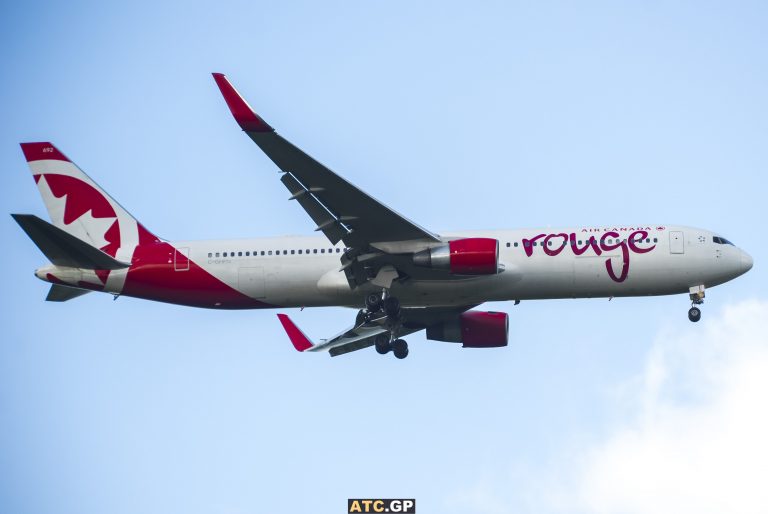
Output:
[[20, 142, 160, 292]]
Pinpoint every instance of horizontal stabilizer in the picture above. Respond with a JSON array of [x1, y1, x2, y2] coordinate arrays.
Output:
[[12, 214, 130, 270], [46, 284, 91, 302]]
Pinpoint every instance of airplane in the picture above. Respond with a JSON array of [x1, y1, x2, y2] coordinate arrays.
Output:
[[12, 73, 753, 359]]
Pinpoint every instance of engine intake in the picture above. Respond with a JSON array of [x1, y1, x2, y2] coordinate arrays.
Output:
[[413, 238, 499, 275], [426, 310, 509, 348]]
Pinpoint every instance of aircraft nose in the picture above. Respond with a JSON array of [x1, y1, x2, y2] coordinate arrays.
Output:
[[741, 250, 753, 273]]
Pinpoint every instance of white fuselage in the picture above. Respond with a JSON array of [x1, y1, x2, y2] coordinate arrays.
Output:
[[78, 224, 748, 310]]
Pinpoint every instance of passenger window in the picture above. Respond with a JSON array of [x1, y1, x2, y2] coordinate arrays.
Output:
[[215, 252, 220, 258], [268, 251, 272, 255], [524, 241, 530, 248], [336, 248, 341, 253], [298, 250, 302, 254], [321, 249, 325, 253], [306, 249, 310, 254], [291, 250, 295, 255], [653, 238, 658, 243], [238, 252, 242, 257], [313, 249, 318, 254], [506, 242, 510, 248], [514, 242, 519, 247], [208, 252, 212, 258], [283, 250, 287, 255]]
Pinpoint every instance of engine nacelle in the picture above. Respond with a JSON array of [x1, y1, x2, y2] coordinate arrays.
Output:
[[426, 310, 509, 348], [413, 238, 499, 275]]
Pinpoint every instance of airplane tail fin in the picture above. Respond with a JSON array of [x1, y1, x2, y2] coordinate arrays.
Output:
[[19, 142, 161, 263]]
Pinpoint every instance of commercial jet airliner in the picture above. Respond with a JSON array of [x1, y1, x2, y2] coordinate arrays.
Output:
[[12, 73, 753, 359]]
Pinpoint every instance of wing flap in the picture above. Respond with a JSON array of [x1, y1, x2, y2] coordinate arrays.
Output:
[[280, 172, 348, 244]]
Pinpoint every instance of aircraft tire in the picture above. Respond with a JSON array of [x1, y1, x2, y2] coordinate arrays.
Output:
[[383, 296, 401, 317], [365, 293, 382, 312], [688, 306, 701, 322], [392, 338, 408, 359], [375, 334, 390, 354]]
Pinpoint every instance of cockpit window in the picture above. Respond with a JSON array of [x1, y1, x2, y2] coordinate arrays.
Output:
[[713, 236, 734, 246]]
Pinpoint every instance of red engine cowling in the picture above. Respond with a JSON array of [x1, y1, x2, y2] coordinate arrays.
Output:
[[426, 310, 509, 348], [413, 238, 499, 275]]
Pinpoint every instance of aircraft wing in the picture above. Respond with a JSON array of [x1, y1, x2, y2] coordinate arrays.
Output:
[[277, 305, 476, 357], [212, 73, 441, 250]]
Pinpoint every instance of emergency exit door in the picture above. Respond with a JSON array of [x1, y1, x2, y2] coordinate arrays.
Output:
[[174, 247, 190, 271]]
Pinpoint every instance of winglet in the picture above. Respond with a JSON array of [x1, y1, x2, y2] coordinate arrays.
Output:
[[212, 73, 274, 133], [276, 314, 314, 352]]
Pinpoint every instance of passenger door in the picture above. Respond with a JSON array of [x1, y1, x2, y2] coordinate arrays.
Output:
[[669, 231, 684, 254]]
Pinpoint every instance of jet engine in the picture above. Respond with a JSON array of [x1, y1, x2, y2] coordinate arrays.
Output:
[[413, 238, 499, 275], [426, 310, 509, 348]]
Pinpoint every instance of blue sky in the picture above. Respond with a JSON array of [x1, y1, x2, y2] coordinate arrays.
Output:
[[1, 1, 766, 513]]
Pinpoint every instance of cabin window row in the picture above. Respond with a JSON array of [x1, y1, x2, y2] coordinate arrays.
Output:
[[505, 237, 658, 248], [208, 248, 343, 258]]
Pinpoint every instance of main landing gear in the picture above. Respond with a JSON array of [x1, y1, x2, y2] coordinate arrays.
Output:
[[688, 285, 705, 323], [374, 333, 409, 359], [365, 290, 408, 359]]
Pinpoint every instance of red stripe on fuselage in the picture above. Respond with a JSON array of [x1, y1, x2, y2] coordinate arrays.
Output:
[[122, 242, 273, 309]]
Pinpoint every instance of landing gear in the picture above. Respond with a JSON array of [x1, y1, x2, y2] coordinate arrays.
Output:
[[688, 306, 702, 323], [373, 334, 409, 359], [362, 289, 401, 321], [363, 289, 408, 358], [392, 339, 409, 359], [374, 333, 390, 354], [688, 285, 705, 323], [383, 296, 401, 319], [365, 292, 382, 313]]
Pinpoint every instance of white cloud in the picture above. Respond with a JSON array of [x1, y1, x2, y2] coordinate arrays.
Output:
[[569, 299, 768, 514], [448, 299, 768, 514]]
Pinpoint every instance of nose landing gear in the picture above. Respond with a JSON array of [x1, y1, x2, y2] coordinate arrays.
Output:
[[688, 306, 702, 322], [688, 285, 705, 323]]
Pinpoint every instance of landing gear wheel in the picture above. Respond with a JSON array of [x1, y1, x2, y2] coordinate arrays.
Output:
[[365, 293, 382, 313], [392, 339, 409, 359], [383, 296, 401, 318], [688, 306, 701, 323], [374, 334, 390, 355]]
